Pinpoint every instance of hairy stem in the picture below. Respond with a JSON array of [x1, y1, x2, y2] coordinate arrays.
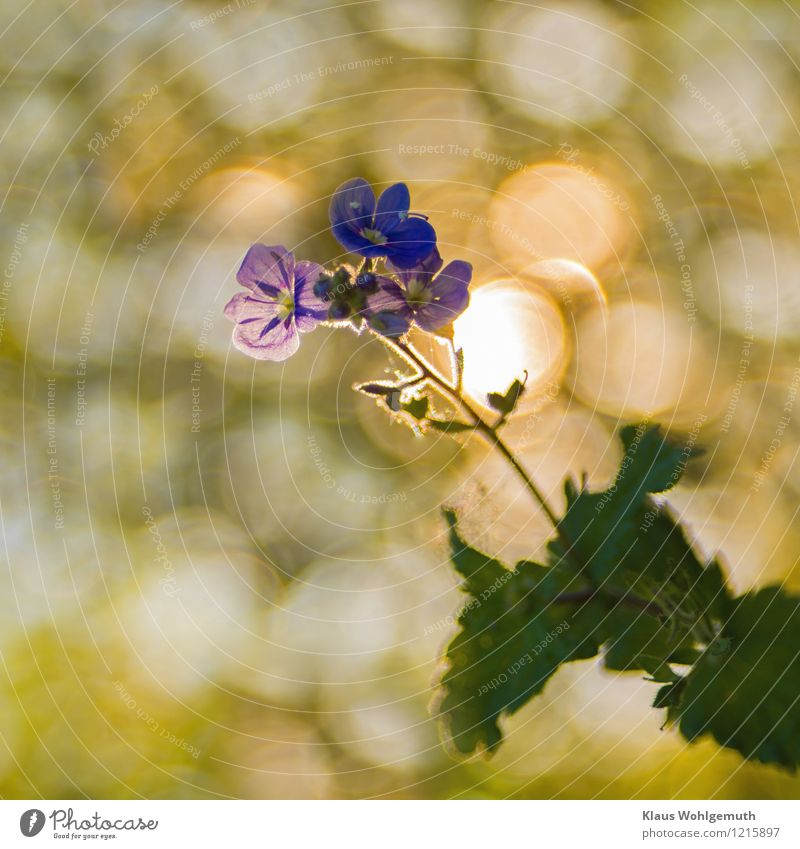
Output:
[[374, 332, 562, 533], [367, 332, 719, 632]]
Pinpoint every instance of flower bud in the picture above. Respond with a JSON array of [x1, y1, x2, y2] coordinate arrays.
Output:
[[331, 266, 352, 288], [313, 275, 333, 300], [328, 301, 352, 320], [356, 272, 378, 293]]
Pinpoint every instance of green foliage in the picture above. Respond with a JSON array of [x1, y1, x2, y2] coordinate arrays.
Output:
[[354, 382, 401, 411], [487, 374, 527, 418], [402, 396, 429, 420], [554, 425, 703, 592], [439, 511, 602, 753], [426, 419, 475, 434], [653, 677, 688, 725], [438, 425, 800, 771], [677, 588, 800, 770], [356, 381, 476, 434]]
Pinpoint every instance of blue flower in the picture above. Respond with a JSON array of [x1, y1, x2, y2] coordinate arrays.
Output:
[[372, 248, 472, 332], [224, 244, 329, 361], [329, 178, 436, 269]]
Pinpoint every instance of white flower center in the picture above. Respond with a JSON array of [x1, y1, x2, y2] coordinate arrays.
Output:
[[406, 276, 431, 305], [276, 289, 294, 320], [361, 227, 388, 245]]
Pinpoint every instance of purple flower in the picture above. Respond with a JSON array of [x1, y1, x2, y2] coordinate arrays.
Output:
[[224, 244, 329, 361], [329, 178, 436, 269], [374, 248, 472, 332]]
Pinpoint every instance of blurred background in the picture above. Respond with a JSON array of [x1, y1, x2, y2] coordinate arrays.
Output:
[[2, 0, 800, 799]]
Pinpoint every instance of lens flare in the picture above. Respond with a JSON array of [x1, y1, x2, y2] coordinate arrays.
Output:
[[489, 163, 631, 272], [520, 258, 607, 306], [454, 280, 566, 412]]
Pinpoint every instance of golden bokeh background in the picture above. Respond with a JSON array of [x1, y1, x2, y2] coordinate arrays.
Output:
[[2, 0, 800, 799]]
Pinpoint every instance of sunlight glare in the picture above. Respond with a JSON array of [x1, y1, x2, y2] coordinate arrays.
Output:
[[454, 280, 565, 411]]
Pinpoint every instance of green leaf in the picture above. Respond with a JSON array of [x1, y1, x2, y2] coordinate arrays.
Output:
[[556, 424, 683, 535], [668, 647, 702, 666], [355, 382, 401, 411], [438, 426, 800, 771], [443, 509, 509, 594], [438, 427, 737, 757], [402, 396, 429, 420], [627, 507, 730, 615], [355, 381, 395, 397], [653, 677, 687, 725], [602, 609, 687, 682], [676, 587, 800, 770], [615, 422, 688, 499], [439, 512, 603, 754], [556, 427, 733, 682], [487, 373, 527, 417], [426, 419, 474, 434], [555, 425, 731, 622], [554, 425, 683, 572]]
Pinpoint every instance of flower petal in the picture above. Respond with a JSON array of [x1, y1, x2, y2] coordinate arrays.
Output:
[[329, 178, 376, 235], [236, 244, 295, 295], [389, 245, 443, 282], [235, 315, 299, 361], [225, 293, 299, 360], [330, 223, 378, 256], [373, 183, 411, 234], [363, 275, 411, 319], [383, 217, 437, 269], [436, 259, 472, 291], [224, 291, 274, 322], [293, 261, 329, 331], [414, 261, 472, 331], [368, 311, 410, 338]]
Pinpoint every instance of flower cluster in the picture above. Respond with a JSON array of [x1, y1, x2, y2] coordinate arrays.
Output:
[[225, 178, 472, 360]]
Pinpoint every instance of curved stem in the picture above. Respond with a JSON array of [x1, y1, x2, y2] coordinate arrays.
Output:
[[473, 421, 561, 529], [375, 332, 562, 533], [368, 333, 718, 632]]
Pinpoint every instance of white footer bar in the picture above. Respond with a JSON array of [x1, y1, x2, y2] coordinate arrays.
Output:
[[1, 800, 795, 848]]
